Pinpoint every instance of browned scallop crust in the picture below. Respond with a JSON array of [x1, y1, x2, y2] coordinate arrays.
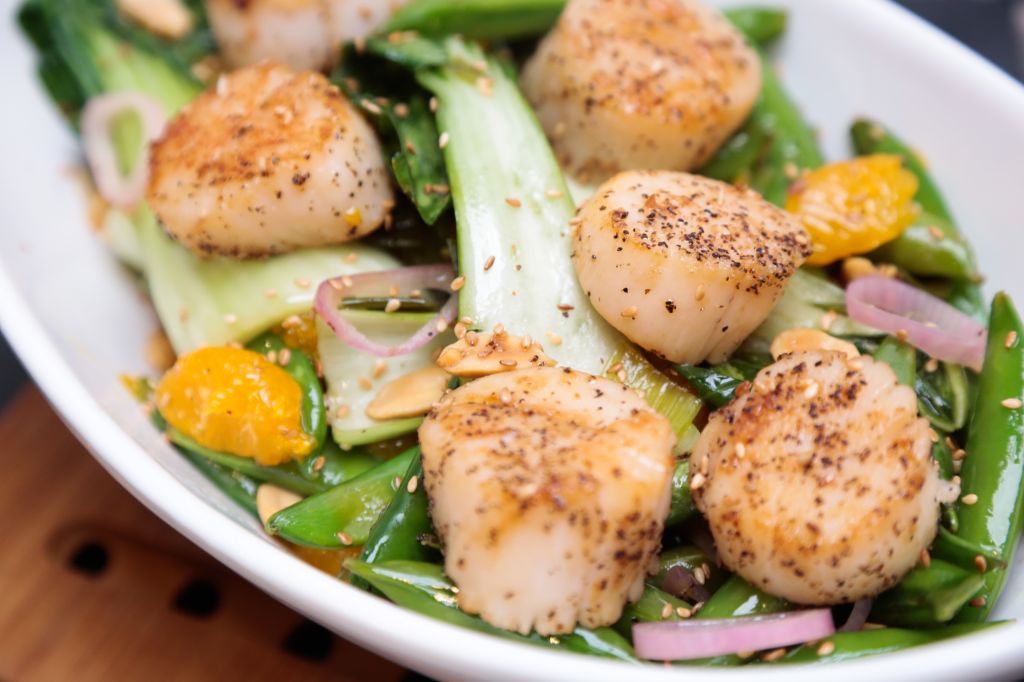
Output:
[[691, 351, 941, 605], [521, 0, 761, 180], [148, 63, 392, 258]]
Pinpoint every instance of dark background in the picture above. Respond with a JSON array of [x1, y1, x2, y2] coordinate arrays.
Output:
[[1, 3, 1021, 680]]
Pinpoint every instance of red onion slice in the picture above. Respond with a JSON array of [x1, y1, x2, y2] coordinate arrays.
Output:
[[839, 598, 873, 633], [315, 264, 457, 357], [846, 276, 987, 372], [633, 609, 835, 661], [81, 92, 167, 208]]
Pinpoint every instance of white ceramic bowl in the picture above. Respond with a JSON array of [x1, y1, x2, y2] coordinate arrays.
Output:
[[2, 0, 1023, 679]]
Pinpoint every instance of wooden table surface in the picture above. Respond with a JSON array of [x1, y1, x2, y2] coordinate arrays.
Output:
[[0, 386, 417, 682]]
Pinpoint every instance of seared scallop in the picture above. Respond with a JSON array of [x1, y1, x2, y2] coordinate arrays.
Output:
[[520, 0, 761, 181], [206, 0, 406, 71], [692, 351, 952, 605], [419, 367, 676, 635], [148, 63, 393, 258], [572, 170, 810, 364]]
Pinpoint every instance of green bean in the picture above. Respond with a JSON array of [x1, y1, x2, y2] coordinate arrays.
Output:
[[346, 559, 638, 661], [359, 451, 437, 565], [665, 460, 697, 527], [916, 359, 969, 433], [167, 428, 379, 496], [182, 451, 259, 517], [654, 546, 726, 596], [954, 293, 1024, 621], [613, 583, 691, 638], [723, 7, 788, 46], [267, 447, 418, 548], [381, 0, 566, 41], [697, 121, 770, 184], [931, 527, 1005, 572], [871, 559, 985, 627], [776, 623, 1002, 664], [246, 333, 328, 465]]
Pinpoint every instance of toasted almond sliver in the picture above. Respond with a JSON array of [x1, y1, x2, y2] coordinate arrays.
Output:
[[256, 484, 303, 526], [435, 332, 556, 378], [366, 366, 451, 420], [117, 0, 193, 40], [770, 328, 860, 361]]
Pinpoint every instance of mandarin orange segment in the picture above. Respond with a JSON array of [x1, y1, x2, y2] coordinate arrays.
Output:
[[156, 346, 314, 465], [786, 154, 919, 266]]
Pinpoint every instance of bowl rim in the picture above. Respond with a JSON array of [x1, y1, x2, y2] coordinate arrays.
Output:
[[3, 0, 1024, 680]]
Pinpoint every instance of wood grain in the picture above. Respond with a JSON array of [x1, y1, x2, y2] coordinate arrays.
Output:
[[0, 386, 406, 682]]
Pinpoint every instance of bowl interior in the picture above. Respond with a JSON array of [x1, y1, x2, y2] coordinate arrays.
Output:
[[2, 0, 1023, 680]]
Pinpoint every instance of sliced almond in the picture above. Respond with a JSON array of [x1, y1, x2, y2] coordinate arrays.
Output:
[[145, 328, 176, 372], [366, 366, 450, 420], [117, 0, 193, 39], [256, 484, 303, 526], [436, 331, 556, 378], [770, 328, 860, 361]]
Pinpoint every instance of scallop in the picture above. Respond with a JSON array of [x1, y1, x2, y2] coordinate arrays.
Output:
[[419, 367, 676, 635], [206, 0, 406, 72], [147, 62, 393, 258], [572, 170, 811, 364], [520, 0, 762, 181], [691, 351, 952, 605]]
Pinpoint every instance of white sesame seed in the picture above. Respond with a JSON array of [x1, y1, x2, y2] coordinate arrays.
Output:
[[429, 96, 438, 112], [451, 276, 466, 291], [373, 359, 388, 378], [920, 548, 931, 567], [277, 348, 291, 366], [406, 475, 419, 494], [545, 189, 564, 199], [438, 131, 450, 149], [621, 306, 638, 318], [928, 225, 945, 240], [546, 331, 562, 346], [1002, 398, 1022, 409], [385, 298, 402, 313], [505, 197, 522, 208], [264, 288, 278, 299], [660, 603, 673, 619], [761, 648, 787, 663], [500, 388, 512, 404], [970, 596, 987, 608], [924, 357, 939, 373], [358, 377, 373, 390], [675, 607, 692, 618], [336, 404, 351, 418], [1007, 331, 1019, 349], [816, 641, 835, 657], [499, 359, 518, 367], [336, 532, 353, 546], [735, 443, 746, 458], [484, 255, 496, 271], [975, 555, 987, 573], [435, 318, 449, 333], [962, 493, 979, 505], [690, 472, 706, 490]]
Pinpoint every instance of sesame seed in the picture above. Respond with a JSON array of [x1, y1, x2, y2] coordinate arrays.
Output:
[[277, 348, 292, 366], [975, 555, 987, 573], [294, 278, 310, 289], [358, 377, 373, 390], [505, 197, 522, 208], [499, 359, 518, 367], [924, 357, 939, 373], [484, 255, 495, 271], [962, 493, 979, 505], [264, 288, 278, 299], [312, 455, 326, 472], [476, 76, 493, 96], [695, 284, 706, 302], [405, 140, 417, 154], [429, 96, 438, 112], [1007, 331, 1019, 348], [926, 225, 945, 240], [385, 298, 401, 313], [451, 276, 466, 291], [660, 603, 673, 619], [373, 359, 388, 378], [522, 335, 533, 349], [920, 548, 931, 567], [341, 275, 354, 288], [819, 310, 838, 331], [493, 323, 505, 336], [216, 74, 228, 97], [435, 318, 449, 333], [690, 472, 706, 490], [546, 189, 564, 199], [803, 382, 819, 399], [281, 315, 302, 329], [929, 428, 939, 443], [735, 443, 746, 458], [454, 323, 467, 339], [693, 567, 706, 585], [736, 651, 755, 660], [460, 316, 474, 325], [388, 286, 400, 297], [896, 328, 909, 342], [465, 331, 479, 346], [438, 131, 450, 149], [761, 648, 787, 663], [609, 363, 623, 374], [617, 369, 627, 383], [336, 532, 353, 546], [675, 607, 692, 619], [393, 476, 402, 488], [406, 475, 419, 494], [223, 313, 237, 325], [970, 596, 987, 608], [557, 303, 575, 312], [953, 448, 967, 460], [500, 388, 512, 404], [1002, 398, 1022, 409], [816, 641, 835, 657], [546, 331, 562, 346], [621, 306, 638, 318], [344, 253, 359, 264], [361, 99, 382, 115]]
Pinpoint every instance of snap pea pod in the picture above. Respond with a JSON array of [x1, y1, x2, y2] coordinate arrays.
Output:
[[947, 280, 988, 323], [346, 559, 638, 662], [916, 359, 970, 433], [359, 451, 438, 565], [613, 583, 691, 639], [871, 217, 976, 281], [776, 623, 1001, 664], [654, 546, 726, 596], [747, 57, 824, 207], [246, 332, 328, 476], [722, 7, 788, 47], [665, 460, 698, 527], [932, 434, 959, 531], [675, 364, 745, 408], [931, 527, 1005, 572], [873, 336, 916, 386], [954, 293, 1024, 622], [267, 447, 417, 548], [167, 429, 379, 496], [380, 0, 566, 41], [697, 121, 770, 184], [871, 559, 985, 627], [182, 451, 259, 517]]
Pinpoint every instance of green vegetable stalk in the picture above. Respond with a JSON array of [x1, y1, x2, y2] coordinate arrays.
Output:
[[381, 0, 567, 40], [954, 293, 1024, 621], [871, 559, 985, 628], [777, 623, 1001, 664], [359, 452, 438, 565]]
